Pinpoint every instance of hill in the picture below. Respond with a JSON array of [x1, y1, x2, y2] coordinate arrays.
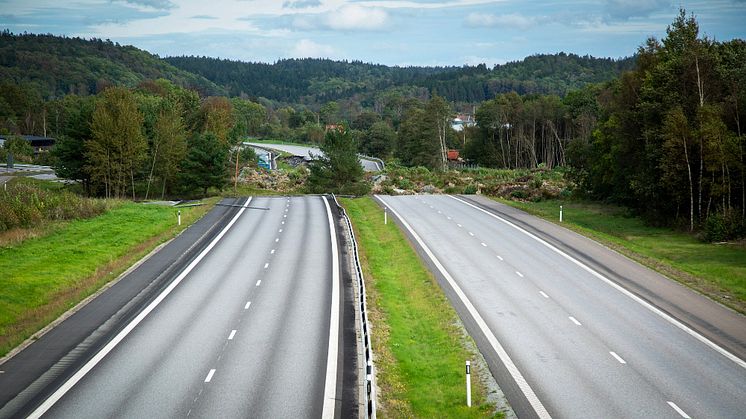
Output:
[[0, 31, 224, 98], [166, 53, 636, 103]]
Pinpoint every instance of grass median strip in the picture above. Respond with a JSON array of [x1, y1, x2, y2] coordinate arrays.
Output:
[[342, 196, 502, 418], [498, 198, 746, 314], [0, 200, 214, 357]]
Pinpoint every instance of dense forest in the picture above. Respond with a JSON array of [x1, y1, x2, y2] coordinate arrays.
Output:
[[0, 31, 224, 98], [166, 54, 634, 104]]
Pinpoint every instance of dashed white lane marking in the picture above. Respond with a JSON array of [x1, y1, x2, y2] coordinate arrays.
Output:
[[539, 291, 549, 299], [457, 224, 462, 228], [256, 280, 262, 286], [447, 216, 452, 220], [244, 301, 251, 309], [516, 271, 524, 278], [283, 214, 287, 218], [285, 208, 288, 212], [204, 369, 216, 382], [281, 221, 285, 225], [468, 232, 474, 236], [481, 242, 487, 247], [497, 255, 504, 261], [228, 330, 237, 340], [437, 210, 442, 214], [279, 229, 283, 233], [610, 351, 627, 364], [264, 263, 269, 269], [271, 249, 275, 254], [667, 401, 691, 418], [275, 238, 279, 242], [569, 316, 582, 326], [449, 195, 746, 370]]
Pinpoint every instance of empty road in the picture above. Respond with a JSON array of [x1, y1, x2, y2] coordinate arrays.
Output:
[[378, 194, 746, 419], [9, 196, 346, 418]]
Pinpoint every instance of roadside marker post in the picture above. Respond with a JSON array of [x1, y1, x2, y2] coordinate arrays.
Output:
[[466, 360, 472, 407], [384, 207, 388, 225], [177, 210, 181, 226], [560, 205, 563, 223]]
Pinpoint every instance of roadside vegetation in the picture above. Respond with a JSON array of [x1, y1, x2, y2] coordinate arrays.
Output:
[[500, 198, 746, 314], [0, 190, 213, 358], [342, 197, 507, 419]]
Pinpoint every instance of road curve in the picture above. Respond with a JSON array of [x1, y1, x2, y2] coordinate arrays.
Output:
[[2, 196, 349, 418], [246, 142, 382, 172], [377, 194, 746, 419]]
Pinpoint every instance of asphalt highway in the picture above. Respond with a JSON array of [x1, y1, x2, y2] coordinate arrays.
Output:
[[378, 194, 746, 419], [24, 196, 344, 418], [246, 142, 383, 172]]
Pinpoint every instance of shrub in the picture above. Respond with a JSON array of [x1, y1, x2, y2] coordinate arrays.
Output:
[[702, 209, 746, 242], [463, 184, 478, 194]]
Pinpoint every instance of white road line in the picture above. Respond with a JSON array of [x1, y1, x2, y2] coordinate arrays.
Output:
[[256, 280, 262, 286], [244, 301, 251, 309], [284, 214, 287, 218], [610, 351, 627, 364], [437, 210, 442, 214], [228, 330, 237, 340], [279, 229, 283, 233], [447, 216, 452, 220], [275, 238, 279, 242], [449, 195, 746, 370], [539, 291, 549, 299], [468, 232, 474, 236], [321, 196, 340, 418], [271, 249, 275, 254], [457, 223, 462, 228], [264, 263, 269, 269], [516, 271, 524, 278], [26, 197, 254, 419], [281, 221, 285, 225], [667, 401, 691, 418], [204, 369, 216, 382], [481, 242, 487, 247], [376, 195, 551, 419], [569, 316, 582, 326], [497, 255, 504, 261]]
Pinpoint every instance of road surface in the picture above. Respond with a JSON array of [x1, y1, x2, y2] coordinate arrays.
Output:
[[378, 194, 746, 419], [1, 196, 351, 418], [247, 142, 383, 172]]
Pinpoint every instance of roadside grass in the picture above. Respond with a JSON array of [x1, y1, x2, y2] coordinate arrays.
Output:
[[0, 199, 215, 357], [498, 198, 746, 314], [342, 196, 501, 418]]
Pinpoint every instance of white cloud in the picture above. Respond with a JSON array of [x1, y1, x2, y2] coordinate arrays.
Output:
[[464, 12, 540, 30], [461, 55, 506, 67], [289, 38, 337, 58], [325, 5, 389, 31], [603, 0, 672, 20]]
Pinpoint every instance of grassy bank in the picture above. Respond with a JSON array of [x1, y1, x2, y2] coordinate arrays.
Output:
[[342, 197, 502, 418], [499, 198, 746, 314], [0, 199, 213, 357]]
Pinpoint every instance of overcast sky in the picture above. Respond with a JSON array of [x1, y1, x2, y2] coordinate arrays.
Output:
[[1, 0, 744, 67]]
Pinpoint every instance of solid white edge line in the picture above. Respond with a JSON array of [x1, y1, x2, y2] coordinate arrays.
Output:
[[609, 351, 627, 364], [321, 196, 340, 419], [667, 401, 691, 418], [376, 195, 551, 419], [448, 195, 746, 370], [27, 197, 253, 419], [204, 369, 216, 382], [228, 330, 237, 340]]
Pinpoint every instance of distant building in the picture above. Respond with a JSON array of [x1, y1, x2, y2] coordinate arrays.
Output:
[[451, 114, 476, 132], [0, 135, 56, 153]]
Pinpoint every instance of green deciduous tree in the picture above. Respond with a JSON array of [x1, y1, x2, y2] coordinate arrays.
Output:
[[180, 132, 229, 196], [307, 127, 369, 195]]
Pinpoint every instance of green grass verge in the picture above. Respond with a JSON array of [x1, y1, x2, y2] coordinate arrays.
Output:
[[0, 199, 214, 357], [342, 197, 501, 418], [498, 198, 746, 313]]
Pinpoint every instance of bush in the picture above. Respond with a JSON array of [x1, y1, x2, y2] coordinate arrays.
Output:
[[0, 180, 111, 232], [702, 209, 746, 242], [463, 184, 478, 194]]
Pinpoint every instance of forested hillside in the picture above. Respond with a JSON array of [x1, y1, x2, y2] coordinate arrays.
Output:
[[166, 54, 635, 103], [0, 31, 224, 98]]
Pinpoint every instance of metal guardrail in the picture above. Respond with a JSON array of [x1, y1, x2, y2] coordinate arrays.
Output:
[[357, 154, 385, 171], [332, 194, 376, 419]]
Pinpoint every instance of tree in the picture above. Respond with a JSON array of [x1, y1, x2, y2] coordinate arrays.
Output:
[[2, 135, 34, 163], [307, 127, 369, 195], [87, 87, 147, 199], [199, 96, 234, 144], [362, 121, 396, 158], [147, 101, 187, 199], [180, 132, 229, 196]]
